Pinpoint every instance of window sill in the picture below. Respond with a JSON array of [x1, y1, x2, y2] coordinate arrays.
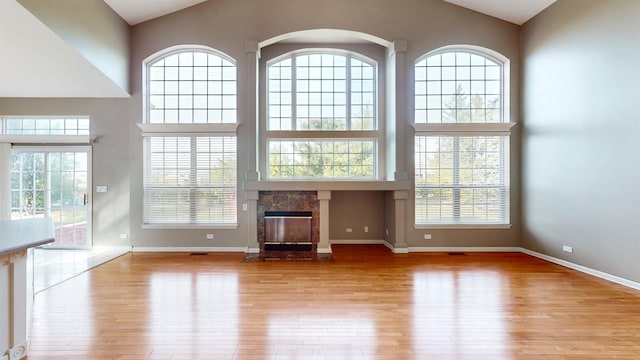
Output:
[[414, 224, 512, 230], [141, 224, 239, 230]]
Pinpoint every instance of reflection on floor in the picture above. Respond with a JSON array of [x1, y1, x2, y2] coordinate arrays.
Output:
[[33, 246, 130, 293]]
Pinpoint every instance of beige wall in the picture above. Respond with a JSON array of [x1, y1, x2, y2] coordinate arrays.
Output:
[[1, 0, 522, 250], [521, 0, 640, 281]]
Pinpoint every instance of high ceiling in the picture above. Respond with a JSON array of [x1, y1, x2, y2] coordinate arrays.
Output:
[[0, 0, 556, 98], [105, 0, 557, 26]]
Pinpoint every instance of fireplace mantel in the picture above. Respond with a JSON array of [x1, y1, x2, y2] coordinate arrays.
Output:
[[244, 180, 410, 192]]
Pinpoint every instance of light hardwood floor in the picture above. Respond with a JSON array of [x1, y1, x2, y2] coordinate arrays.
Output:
[[26, 245, 640, 360]]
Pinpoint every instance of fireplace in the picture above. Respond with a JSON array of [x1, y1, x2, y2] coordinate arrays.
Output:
[[257, 191, 319, 258], [264, 211, 312, 251]]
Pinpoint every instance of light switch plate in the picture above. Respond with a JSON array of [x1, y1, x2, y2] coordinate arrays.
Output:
[[96, 185, 108, 193]]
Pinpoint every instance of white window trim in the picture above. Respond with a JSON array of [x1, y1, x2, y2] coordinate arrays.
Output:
[[137, 123, 238, 136], [0, 135, 96, 144]]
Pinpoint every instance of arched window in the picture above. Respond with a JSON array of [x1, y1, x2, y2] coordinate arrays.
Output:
[[414, 47, 512, 226], [266, 51, 378, 179], [141, 47, 237, 226]]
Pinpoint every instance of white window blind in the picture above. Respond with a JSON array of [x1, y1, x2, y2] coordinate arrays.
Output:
[[414, 48, 511, 226], [415, 135, 509, 225], [143, 136, 237, 225]]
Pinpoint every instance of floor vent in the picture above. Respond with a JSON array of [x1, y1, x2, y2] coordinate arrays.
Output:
[[189, 252, 209, 256], [447, 252, 467, 256]]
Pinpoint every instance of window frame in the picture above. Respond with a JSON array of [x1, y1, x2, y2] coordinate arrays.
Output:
[[141, 46, 239, 228], [262, 48, 384, 180], [413, 46, 513, 228]]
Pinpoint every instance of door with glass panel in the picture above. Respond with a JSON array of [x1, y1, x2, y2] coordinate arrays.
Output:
[[10, 147, 92, 249]]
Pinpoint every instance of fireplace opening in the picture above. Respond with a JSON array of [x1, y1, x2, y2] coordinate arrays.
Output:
[[264, 211, 312, 251]]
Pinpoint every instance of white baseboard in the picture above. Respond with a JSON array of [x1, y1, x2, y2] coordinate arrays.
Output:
[[131, 246, 248, 253], [408, 246, 522, 253], [317, 246, 333, 254], [520, 248, 640, 291], [330, 239, 386, 245]]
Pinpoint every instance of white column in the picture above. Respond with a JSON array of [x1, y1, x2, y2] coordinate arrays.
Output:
[[317, 191, 332, 254], [0, 143, 11, 221], [393, 190, 409, 253], [245, 40, 260, 182], [0, 250, 30, 360], [245, 190, 259, 253], [244, 41, 261, 254], [386, 40, 408, 182], [0, 254, 9, 360], [8, 251, 28, 360]]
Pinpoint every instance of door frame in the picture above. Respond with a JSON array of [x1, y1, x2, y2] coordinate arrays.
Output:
[[10, 145, 93, 249]]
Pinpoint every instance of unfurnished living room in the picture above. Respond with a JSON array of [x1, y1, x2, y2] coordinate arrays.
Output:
[[0, 0, 639, 359]]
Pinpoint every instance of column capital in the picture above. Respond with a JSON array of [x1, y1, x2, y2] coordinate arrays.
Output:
[[244, 190, 259, 201], [394, 190, 409, 200], [245, 40, 259, 53], [317, 190, 332, 201], [393, 40, 407, 53]]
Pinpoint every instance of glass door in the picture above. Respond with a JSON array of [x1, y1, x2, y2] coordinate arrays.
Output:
[[10, 146, 92, 249]]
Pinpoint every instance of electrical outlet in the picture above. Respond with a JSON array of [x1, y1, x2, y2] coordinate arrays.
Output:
[[242, 203, 248, 211], [119, 233, 129, 239], [346, 228, 353, 233], [563, 245, 573, 253], [424, 233, 432, 240], [206, 234, 215, 240], [364, 226, 369, 233]]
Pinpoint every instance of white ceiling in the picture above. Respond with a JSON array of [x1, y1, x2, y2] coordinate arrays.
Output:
[[443, 0, 557, 25], [103, 0, 207, 26], [0, 0, 556, 98]]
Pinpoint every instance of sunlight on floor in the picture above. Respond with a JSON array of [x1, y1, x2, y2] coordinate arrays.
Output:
[[32, 246, 129, 293]]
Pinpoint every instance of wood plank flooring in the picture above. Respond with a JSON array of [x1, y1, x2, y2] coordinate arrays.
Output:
[[26, 245, 640, 359]]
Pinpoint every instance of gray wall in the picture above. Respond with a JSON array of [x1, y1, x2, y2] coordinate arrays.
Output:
[[18, 0, 130, 92], [1, 0, 522, 250], [0, 98, 132, 247], [521, 0, 640, 281]]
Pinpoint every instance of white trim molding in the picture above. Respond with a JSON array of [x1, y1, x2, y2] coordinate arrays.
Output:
[[8, 341, 27, 360], [408, 246, 521, 253], [405, 245, 640, 291], [131, 246, 248, 253], [521, 248, 640, 291]]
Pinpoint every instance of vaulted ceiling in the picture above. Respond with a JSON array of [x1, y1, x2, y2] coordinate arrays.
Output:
[[0, 0, 556, 98]]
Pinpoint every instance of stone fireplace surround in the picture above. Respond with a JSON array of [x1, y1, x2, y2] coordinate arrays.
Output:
[[257, 191, 319, 258]]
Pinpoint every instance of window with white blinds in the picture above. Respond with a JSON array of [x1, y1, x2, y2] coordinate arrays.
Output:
[[142, 47, 238, 226], [414, 135, 509, 225], [143, 136, 237, 225], [414, 47, 511, 226]]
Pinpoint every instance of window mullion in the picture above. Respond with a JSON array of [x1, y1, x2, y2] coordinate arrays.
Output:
[[453, 137, 460, 222], [190, 136, 197, 223], [346, 55, 352, 131], [292, 56, 297, 132]]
